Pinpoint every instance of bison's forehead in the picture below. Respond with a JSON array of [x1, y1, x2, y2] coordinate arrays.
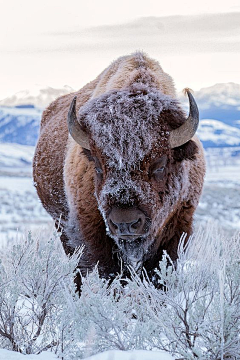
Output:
[[78, 84, 181, 170]]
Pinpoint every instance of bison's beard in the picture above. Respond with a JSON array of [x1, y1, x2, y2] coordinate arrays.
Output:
[[113, 235, 155, 275]]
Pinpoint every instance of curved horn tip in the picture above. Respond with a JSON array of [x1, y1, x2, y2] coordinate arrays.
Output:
[[70, 95, 77, 110], [182, 87, 194, 96]]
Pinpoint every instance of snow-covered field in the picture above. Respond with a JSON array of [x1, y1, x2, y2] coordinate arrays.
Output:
[[0, 349, 174, 360], [196, 161, 240, 233], [0, 172, 52, 247]]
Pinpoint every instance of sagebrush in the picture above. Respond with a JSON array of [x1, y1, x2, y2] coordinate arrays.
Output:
[[0, 224, 239, 359]]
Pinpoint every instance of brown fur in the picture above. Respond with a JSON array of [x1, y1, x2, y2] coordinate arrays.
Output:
[[33, 52, 206, 285]]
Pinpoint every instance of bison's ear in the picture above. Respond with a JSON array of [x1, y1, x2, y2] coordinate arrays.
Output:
[[172, 140, 198, 162]]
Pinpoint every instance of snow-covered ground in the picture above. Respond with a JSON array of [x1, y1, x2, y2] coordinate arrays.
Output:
[[196, 155, 240, 232], [0, 349, 174, 360], [0, 175, 52, 246], [0, 350, 57, 360], [0, 146, 52, 245]]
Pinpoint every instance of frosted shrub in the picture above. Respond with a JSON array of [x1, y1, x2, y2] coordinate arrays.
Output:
[[65, 225, 239, 359], [0, 224, 239, 359], [68, 270, 157, 358], [0, 228, 81, 355], [140, 227, 240, 359]]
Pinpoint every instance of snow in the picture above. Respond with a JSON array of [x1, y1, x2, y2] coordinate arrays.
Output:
[[85, 349, 174, 360], [0, 350, 57, 360], [197, 119, 240, 146], [0, 227, 238, 359], [0, 143, 35, 169], [0, 106, 42, 118], [206, 164, 240, 182], [0, 349, 174, 360], [0, 107, 41, 146], [0, 161, 52, 245], [0, 176, 34, 193]]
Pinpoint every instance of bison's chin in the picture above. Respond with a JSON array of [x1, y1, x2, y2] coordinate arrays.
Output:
[[115, 236, 152, 275]]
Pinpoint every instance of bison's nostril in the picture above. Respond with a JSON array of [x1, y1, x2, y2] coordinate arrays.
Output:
[[109, 219, 118, 230], [130, 218, 142, 230]]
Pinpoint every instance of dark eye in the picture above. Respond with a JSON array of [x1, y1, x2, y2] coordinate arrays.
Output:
[[149, 155, 168, 181], [153, 166, 165, 174], [95, 167, 103, 175], [93, 157, 103, 177]]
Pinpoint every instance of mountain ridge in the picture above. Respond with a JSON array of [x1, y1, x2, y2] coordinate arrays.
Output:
[[178, 82, 240, 126], [0, 85, 75, 109], [0, 83, 240, 148]]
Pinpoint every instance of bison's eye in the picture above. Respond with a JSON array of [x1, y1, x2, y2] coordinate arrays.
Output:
[[153, 166, 165, 174], [95, 167, 103, 175], [93, 157, 103, 178], [149, 155, 168, 181], [152, 166, 165, 180]]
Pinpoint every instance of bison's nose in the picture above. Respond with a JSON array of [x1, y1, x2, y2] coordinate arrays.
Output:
[[108, 207, 146, 237]]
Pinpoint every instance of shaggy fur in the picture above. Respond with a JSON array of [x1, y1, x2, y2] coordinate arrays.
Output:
[[33, 52, 206, 285]]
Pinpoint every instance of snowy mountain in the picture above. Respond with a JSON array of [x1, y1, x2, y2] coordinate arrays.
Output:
[[0, 85, 75, 109], [197, 119, 240, 147], [179, 82, 240, 127], [195, 83, 240, 108], [0, 106, 41, 145], [0, 142, 35, 169]]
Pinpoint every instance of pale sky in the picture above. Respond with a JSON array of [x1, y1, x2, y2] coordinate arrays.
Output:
[[0, 0, 240, 98]]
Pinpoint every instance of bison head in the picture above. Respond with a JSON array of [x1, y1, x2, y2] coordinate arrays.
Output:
[[67, 83, 199, 273]]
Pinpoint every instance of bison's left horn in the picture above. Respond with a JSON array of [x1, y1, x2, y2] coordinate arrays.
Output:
[[67, 96, 90, 150], [169, 89, 199, 149]]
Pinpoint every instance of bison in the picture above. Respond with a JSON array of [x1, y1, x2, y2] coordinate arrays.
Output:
[[33, 52, 205, 286]]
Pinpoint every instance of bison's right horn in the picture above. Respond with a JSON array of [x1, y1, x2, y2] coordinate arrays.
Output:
[[169, 89, 199, 149], [67, 96, 90, 150]]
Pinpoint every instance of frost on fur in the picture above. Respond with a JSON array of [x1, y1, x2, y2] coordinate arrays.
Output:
[[78, 83, 183, 170]]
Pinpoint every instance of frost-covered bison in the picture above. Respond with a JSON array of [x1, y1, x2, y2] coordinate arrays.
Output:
[[33, 52, 205, 284]]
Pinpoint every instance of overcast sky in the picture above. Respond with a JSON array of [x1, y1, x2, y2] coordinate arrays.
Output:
[[1, 0, 240, 98]]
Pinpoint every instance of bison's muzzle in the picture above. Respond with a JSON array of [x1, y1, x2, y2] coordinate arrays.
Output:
[[108, 207, 148, 238], [107, 207, 151, 273]]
